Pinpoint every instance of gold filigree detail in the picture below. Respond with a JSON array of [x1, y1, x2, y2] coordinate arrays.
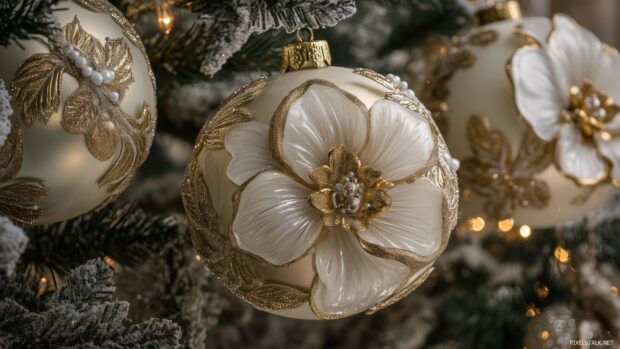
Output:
[[10, 17, 155, 206], [460, 115, 552, 220], [200, 78, 267, 151], [0, 127, 47, 226], [564, 81, 620, 141], [352, 68, 400, 91]]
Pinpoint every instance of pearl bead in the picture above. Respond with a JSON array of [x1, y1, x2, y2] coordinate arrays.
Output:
[[90, 72, 103, 86], [386, 73, 394, 79], [108, 91, 120, 103], [81, 66, 93, 77], [75, 56, 88, 69], [63, 45, 75, 56], [101, 69, 115, 84], [398, 81, 408, 90], [68, 50, 80, 61], [405, 89, 416, 98], [391, 75, 401, 83]]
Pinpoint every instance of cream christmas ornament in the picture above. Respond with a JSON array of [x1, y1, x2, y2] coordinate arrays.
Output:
[[0, 0, 157, 225], [422, 1, 617, 230], [182, 32, 459, 320]]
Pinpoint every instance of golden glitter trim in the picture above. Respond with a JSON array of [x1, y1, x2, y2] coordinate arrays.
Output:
[[201, 78, 267, 151], [73, 0, 157, 91], [460, 115, 552, 220], [352, 68, 400, 91], [0, 127, 47, 226], [270, 79, 371, 188]]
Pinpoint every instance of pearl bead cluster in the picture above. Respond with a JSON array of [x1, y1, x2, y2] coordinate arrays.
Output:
[[386, 73, 416, 99], [63, 44, 119, 103], [331, 172, 365, 214]]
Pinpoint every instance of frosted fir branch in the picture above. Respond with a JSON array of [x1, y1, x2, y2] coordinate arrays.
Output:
[[0, 259, 182, 348], [182, 0, 357, 75], [0, 79, 12, 147], [0, 217, 28, 278], [0, 0, 60, 47]]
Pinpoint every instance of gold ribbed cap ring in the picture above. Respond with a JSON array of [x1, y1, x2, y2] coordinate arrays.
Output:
[[282, 28, 332, 72], [475, 1, 522, 26]]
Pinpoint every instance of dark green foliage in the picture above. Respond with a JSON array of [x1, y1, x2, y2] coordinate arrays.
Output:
[[23, 201, 179, 276], [0, 0, 60, 47]]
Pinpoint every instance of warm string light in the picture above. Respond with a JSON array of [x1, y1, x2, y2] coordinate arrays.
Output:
[[554, 246, 571, 264], [538, 330, 550, 341], [468, 217, 486, 232], [525, 304, 540, 317], [535, 283, 549, 300], [194, 254, 202, 261], [519, 225, 531, 239], [156, 0, 174, 35], [497, 218, 514, 232]]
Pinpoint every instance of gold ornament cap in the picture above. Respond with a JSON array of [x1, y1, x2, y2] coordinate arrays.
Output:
[[282, 28, 332, 72], [475, 1, 522, 26]]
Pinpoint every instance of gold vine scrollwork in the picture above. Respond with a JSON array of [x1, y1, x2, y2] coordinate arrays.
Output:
[[420, 29, 499, 132], [0, 127, 47, 226], [182, 79, 309, 311], [459, 115, 553, 220], [9, 17, 155, 210]]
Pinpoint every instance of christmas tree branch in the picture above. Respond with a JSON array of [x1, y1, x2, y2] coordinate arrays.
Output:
[[23, 201, 179, 276], [0, 0, 60, 47]]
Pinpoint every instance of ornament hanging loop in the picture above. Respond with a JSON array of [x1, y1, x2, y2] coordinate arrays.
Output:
[[282, 28, 331, 72], [295, 28, 314, 42]]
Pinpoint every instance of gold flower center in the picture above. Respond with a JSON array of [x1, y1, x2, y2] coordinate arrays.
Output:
[[307, 145, 393, 233], [565, 81, 619, 141]]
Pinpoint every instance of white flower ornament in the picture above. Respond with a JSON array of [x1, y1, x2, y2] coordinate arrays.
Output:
[[511, 15, 620, 186], [224, 79, 454, 318]]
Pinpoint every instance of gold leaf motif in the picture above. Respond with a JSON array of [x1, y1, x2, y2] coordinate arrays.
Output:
[[62, 16, 105, 67], [0, 127, 23, 181], [103, 37, 134, 97], [10, 54, 64, 127], [0, 179, 47, 226], [86, 120, 119, 161], [62, 86, 99, 134], [201, 78, 267, 150], [460, 115, 551, 220], [244, 285, 308, 311], [0, 125, 47, 226]]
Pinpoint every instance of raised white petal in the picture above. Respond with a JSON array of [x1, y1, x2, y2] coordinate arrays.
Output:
[[556, 124, 607, 184], [520, 17, 552, 46], [283, 84, 367, 182], [592, 45, 620, 102], [362, 100, 434, 181], [596, 134, 620, 184], [225, 122, 277, 185], [548, 15, 603, 93], [511, 46, 563, 141], [232, 171, 323, 266], [359, 178, 443, 257], [312, 228, 409, 317]]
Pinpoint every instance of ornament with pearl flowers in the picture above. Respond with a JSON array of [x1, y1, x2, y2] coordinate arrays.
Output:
[[510, 14, 620, 187]]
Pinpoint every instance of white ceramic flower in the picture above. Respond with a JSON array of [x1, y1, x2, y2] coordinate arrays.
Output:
[[224, 80, 450, 318], [511, 14, 620, 186]]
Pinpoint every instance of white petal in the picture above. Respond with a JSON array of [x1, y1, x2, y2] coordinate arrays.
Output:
[[556, 124, 607, 184], [596, 134, 620, 183], [312, 229, 408, 317], [362, 100, 434, 181], [511, 46, 563, 141], [359, 178, 443, 257], [283, 84, 368, 182], [548, 14, 602, 93], [225, 122, 277, 185], [232, 171, 323, 265], [520, 17, 553, 46], [592, 45, 620, 102]]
